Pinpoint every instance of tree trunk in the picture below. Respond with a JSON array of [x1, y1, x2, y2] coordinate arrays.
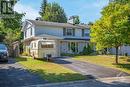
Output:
[[115, 46, 119, 64]]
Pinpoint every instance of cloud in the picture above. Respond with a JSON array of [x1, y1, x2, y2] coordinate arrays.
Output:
[[14, 3, 40, 20]]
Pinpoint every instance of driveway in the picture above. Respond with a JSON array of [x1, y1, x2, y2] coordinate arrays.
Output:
[[0, 58, 48, 87], [53, 57, 130, 79]]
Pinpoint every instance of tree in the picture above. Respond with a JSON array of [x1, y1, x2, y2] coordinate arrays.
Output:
[[2, 12, 23, 30], [42, 2, 67, 23], [112, 0, 129, 4], [0, 12, 24, 56], [39, 0, 48, 17], [91, 2, 130, 64], [88, 22, 93, 26], [73, 16, 80, 24], [0, 22, 5, 42]]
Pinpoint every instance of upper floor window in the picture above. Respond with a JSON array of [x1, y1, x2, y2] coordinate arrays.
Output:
[[82, 29, 85, 37], [30, 28, 33, 36], [24, 31, 27, 38], [82, 29, 90, 37], [84, 33, 90, 37], [63, 28, 75, 36]]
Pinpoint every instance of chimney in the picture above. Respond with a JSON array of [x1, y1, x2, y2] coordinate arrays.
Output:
[[68, 16, 74, 24], [68, 15, 79, 25], [35, 17, 43, 21]]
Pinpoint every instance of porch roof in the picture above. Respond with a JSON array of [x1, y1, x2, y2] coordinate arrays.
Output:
[[37, 34, 63, 39], [64, 38, 90, 41]]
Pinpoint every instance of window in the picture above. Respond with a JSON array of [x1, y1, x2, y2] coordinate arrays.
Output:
[[63, 28, 66, 36], [82, 29, 85, 37], [82, 29, 90, 37], [68, 42, 71, 51], [68, 42, 78, 53], [30, 28, 33, 35], [34, 43, 36, 48], [67, 29, 73, 36], [24, 31, 27, 38], [41, 44, 54, 48], [84, 33, 89, 37], [63, 28, 75, 36]]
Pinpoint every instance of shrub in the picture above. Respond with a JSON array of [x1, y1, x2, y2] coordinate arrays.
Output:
[[21, 52, 29, 56], [81, 44, 93, 55]]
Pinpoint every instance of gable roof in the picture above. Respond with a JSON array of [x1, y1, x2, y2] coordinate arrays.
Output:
[[27, 20, 90, 29]]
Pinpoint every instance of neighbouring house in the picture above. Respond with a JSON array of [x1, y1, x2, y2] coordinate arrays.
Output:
[[22, 19, 90, 58], [108, 45, 130, 56]]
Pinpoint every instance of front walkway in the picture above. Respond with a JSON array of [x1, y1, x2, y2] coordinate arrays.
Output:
[[53, 57, 129, 79], [24, 77, 130, 87]]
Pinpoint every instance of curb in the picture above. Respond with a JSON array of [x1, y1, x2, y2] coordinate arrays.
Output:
[[22, 76, 130, 87]]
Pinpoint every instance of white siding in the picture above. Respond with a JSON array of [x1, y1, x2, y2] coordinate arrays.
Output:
[[110, 46, 130, 56], [35, 26, 90, 39], [35, 26, 63, 37], [24, 26, 35, 40]]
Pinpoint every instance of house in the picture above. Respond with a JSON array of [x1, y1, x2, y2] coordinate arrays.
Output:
[[22, 19, 90, 58], [108, 45, 130, 56]]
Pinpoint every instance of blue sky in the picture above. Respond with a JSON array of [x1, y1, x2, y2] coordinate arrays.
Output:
[[14, 0, 109, 23]]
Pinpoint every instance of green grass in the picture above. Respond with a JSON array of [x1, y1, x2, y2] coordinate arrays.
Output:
[[73, 55, 130, 74], [16, 57, 86, 83]]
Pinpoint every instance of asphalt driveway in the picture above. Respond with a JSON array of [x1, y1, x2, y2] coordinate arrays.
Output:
[[53, 57, 130, 79], [0, 58, 48, 87]]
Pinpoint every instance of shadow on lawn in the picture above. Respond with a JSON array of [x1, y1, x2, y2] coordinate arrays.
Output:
[[16, 57, 27, 62], [116, 63, 130, 70], [29, 69, 87, 83]]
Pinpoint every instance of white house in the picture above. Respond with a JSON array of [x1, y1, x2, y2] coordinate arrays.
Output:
[[22, 20, 90, 58]]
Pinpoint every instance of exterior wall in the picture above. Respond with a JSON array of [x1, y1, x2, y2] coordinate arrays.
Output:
[[30, 40, 58, 58], [24, 26, 35, 40], [35, 26, 63, 37], [35, 26, 90, 39], [109, 46, 130, 56]]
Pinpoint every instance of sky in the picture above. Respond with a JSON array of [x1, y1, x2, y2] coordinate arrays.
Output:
[[14, 0, 109, 23]]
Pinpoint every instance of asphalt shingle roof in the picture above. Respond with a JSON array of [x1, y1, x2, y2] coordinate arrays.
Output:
[[28, 20, 89, 29]]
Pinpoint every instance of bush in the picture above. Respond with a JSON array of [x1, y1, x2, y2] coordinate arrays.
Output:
[[80, 44, 93, 55], [61, 53, 81, 57], [21, 52, 29, 56]]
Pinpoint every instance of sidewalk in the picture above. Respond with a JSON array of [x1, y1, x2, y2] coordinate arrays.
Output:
[[23, 76, 130, 87]]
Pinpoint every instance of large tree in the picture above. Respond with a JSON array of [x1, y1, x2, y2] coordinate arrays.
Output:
[[112, 0, 129, 4], [41, 2, 67, 23], [91, 2, 130, 64], [39, 0, 48, 17], [0, 12, 24, 55]]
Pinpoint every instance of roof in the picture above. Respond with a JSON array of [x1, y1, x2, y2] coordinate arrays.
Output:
[[27, 20, 89, 29]]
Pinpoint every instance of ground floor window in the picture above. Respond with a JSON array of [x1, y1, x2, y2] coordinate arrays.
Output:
[[68, 42, 78, 53]]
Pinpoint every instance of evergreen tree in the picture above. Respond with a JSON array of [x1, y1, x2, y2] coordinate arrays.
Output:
[[39, 0, 47, 17], [41, 2, 67, 23], [74, 16, 80, 24]]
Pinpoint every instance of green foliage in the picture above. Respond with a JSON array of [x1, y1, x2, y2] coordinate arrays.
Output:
[[0, 12, 23, 56], [112, 0, 129, 4], [91, 2, 130, 63], [42, 2, 67, 23], [74, 16, 80, 24], [39, 0, 48, 17], [1, 12, 23, 29], [91, 3, 130, 50], [81, 44, 93, 55]]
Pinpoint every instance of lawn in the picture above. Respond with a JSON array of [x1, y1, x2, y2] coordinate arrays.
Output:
[[73, 55, 130, 74], [16, 57, 86, 82]]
